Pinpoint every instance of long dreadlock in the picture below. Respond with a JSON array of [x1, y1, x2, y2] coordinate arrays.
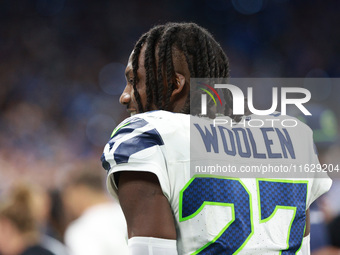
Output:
[[130, 22, 237, 120]]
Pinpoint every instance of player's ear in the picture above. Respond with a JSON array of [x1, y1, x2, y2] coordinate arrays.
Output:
[[171, 72, 186, 97]]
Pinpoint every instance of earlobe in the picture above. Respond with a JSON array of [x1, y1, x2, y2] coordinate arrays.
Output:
[[171, 72, 186, 97]]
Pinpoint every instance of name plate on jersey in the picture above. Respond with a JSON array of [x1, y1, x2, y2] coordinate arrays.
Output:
[[190, 78, 339, 179]]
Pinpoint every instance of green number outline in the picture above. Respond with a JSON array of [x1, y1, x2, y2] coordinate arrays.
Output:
[[179, 175, 254, 255], [256, 179, 309, 254]]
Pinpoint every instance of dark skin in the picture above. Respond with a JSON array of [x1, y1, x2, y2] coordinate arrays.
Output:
[[117, 45, 310, 241], [118, 45, 186, 240], [117, 171, 177, 239]]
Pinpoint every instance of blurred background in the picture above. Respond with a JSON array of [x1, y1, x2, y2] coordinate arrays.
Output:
[[0, 0, 339, 254]]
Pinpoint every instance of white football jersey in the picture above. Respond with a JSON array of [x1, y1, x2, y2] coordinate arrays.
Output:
[[101, 110, 332, 255]]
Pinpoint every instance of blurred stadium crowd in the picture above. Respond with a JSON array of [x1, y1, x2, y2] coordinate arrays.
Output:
[[0, 0, 339, 254]]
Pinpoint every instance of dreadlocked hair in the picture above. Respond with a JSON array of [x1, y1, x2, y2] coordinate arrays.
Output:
[[130, 22, 238, 120]]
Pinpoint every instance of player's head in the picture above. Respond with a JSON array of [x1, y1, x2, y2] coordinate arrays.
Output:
[[119, 22, 230, 116]]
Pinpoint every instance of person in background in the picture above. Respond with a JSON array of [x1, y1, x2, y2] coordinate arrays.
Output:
[[30, 186, 69, 255], [47, 189, 69, 245], [0, 183, 55, 255], [62, 161, 128, 255]]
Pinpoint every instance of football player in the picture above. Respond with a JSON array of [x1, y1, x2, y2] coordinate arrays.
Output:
[[101, 22, 332, 255]]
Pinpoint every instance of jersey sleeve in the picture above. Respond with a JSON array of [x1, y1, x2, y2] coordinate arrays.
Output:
[[101, 115, 170, 200], [304, 125, 332, 207]]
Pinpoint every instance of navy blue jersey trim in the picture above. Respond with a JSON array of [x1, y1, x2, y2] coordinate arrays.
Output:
[[109, 118, 148, 150], [101, 153, 111, 171], [114, 128, 164, 164]]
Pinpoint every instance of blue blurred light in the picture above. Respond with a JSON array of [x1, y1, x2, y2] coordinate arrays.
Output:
[[99, 62, 126, 96], [68, 92, 94, 120], [35, 0, 65, 16], [232, 0, 263, 15], [205, 0, 231, 11], [86, 114, 116, 147], [272, 0, 289, 3]]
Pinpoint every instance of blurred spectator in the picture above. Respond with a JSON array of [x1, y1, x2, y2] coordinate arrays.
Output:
[[62, 161, 128, 255], [48, 189, 69, 244], [0, 183, 55, 255], [30, 186, 69, 255]]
